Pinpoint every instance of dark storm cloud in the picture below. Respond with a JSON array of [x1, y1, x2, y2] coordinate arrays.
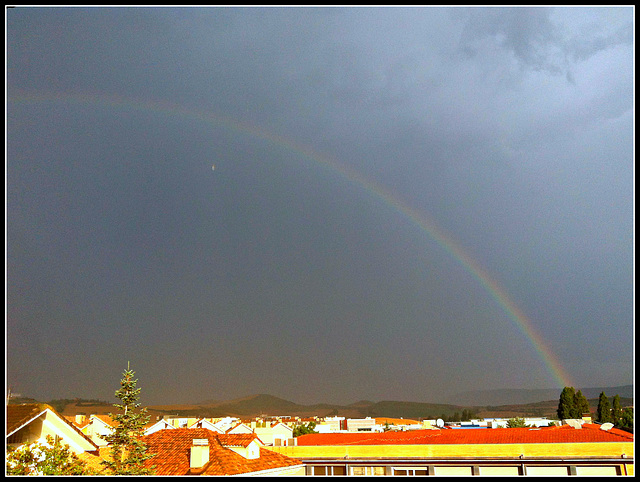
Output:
[[457, 7, 560, 71], [7, 7, 633, 405]]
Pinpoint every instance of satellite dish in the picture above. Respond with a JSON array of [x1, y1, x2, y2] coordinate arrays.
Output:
[[436, 419, 445, 428], [564, 419, 583, 429], [600, 423, 614, 431]]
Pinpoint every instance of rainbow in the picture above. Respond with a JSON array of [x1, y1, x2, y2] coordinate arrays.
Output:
[[9, 90, 573, 388]]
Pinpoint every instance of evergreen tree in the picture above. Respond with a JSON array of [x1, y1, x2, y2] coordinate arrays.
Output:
[[596, 391, 612, 424], [574, 390, 590, 418], [557, 387, 577, 420], [611, 394, 622, 426], [101, 363, 155, 475]]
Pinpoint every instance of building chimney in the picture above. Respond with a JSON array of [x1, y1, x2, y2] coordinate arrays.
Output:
[[190, 439, 209, 469]]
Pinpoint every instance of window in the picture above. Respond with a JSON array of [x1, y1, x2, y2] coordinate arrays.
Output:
[[478, 466, 521, 476], [574, 466, 620, 476], [311, 465, 347, 476], [312, 466, 327, 476], [526, 466, 570, 476], [351, 466, 385, 476], [432, 466, 473, 476], [393, 467, 429, 476]]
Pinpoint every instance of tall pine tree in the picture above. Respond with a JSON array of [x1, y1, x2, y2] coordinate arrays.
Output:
[[574, 390, 590, 418], [101, 363, 155, 475], [611, 394, 623, 426], [596, 391, 613, 424], [557, 387, 577, 420]]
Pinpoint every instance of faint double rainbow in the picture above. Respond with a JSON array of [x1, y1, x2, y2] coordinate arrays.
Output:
[[10, 90, 573, 388]]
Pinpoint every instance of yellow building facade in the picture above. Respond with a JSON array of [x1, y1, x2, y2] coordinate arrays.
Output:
[[267, 427, 634, 476]]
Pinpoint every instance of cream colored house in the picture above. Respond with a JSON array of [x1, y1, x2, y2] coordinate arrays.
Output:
[[189, 418, 225, 433], [227, 422, 254, 434], [254, 421, 294, 446], [210, 416, 241, 433], [7, 404, 98, 454], [144, 418, 176, 436], [79, 414, 116, 447], [164, 416, 202, 428]]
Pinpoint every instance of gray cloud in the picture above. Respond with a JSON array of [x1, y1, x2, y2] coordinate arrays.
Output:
[[7, 7, 633, 405]]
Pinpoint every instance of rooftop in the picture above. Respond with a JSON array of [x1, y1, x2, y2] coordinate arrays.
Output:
[[6, 403, 54, 435], [141, 428, 303, 476], [296, 424, 633, 446]]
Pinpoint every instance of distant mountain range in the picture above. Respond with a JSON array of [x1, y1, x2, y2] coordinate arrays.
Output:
[[143, 385, 632, 420], [144, 394, 480, 420], [14, 385, 633, 420], [449, 385, 633, 406]]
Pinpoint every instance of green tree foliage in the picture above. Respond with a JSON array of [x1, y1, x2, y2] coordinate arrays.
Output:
[[293, 422, 317, 437], [618, 407, 633, 433], [6, 435, 93, 475], [596, 391, 613, 424], [574, 390, 590, 418], [557, 387, 577, 420], [611, 395, 622, 426], [101, 363, 155, 475], [506, 417, 529, 428]]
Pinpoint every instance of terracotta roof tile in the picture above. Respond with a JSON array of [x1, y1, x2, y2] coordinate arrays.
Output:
[[297, 424, 633, 446], [142, 428, 302, 475], [77, 447, 112, 474]]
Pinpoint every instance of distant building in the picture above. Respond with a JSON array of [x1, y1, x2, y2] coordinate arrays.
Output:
[[484, 417, 560, 429], [316, 416, 383, 433]]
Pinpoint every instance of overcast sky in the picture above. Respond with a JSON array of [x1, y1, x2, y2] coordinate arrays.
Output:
[[7, 7, 634, 406]]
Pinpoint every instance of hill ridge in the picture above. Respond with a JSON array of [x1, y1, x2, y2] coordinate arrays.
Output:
[[13, 386, 632, 420], [450, 385, 633, 406]]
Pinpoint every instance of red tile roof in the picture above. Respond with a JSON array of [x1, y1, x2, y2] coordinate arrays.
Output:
[[77, 446, 112, 474], [141, 428, 303, 476], [296, 424, 633, 446]]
